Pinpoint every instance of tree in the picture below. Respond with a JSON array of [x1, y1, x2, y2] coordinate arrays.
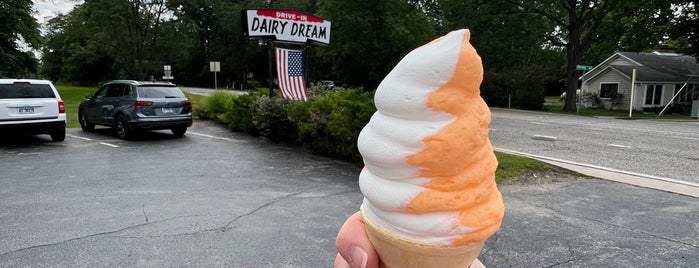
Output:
[[501, 0, 688, 112], [81, 0, 171, 80], [436, 0, 563, 108], [166, 0, 270, 87], [0, 0, 42, 77], [672, 2, 698, 60], [316, 0, 436, 90], [40, 5, 117, 84]]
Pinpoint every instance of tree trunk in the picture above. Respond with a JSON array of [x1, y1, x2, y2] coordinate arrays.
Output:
[[563, 0, 580, 112]]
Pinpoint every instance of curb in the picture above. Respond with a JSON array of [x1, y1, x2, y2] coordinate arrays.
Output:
[[495, 148, 699, 198]]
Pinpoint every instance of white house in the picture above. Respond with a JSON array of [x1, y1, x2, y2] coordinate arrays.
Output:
[[581, 51, 699, 112]]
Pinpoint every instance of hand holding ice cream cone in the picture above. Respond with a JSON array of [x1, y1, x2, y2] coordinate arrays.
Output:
[[335, 211, 487, 268], [347, 29, 505, 267]]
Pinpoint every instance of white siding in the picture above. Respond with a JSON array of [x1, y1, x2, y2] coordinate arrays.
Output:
[[584, 69, 631, 109]]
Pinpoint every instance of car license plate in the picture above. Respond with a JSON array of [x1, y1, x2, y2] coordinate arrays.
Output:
[[162, 107, 174, 113], [19, 106, 34, 114]]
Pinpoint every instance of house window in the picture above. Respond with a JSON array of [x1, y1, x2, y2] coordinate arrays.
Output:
[[645, 84, 663, 106], [600, 83, 618, 98]]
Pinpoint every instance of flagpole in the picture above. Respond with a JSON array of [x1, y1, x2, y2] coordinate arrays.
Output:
[[303, 46, 308, 89]]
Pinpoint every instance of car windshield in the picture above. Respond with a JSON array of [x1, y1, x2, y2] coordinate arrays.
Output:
[[136, 86, 185, 98], [0, 83, 56, 99]]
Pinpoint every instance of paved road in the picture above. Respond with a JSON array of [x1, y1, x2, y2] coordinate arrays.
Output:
[[489, 108, 699, 184], [0, 121, 697, 267]]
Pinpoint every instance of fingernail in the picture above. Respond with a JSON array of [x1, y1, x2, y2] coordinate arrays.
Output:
[[349, 246, 368, 268]]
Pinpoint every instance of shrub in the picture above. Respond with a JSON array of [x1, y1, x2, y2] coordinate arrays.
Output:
[[608, 93, 624, 110], [481, 71, 509, 107], [251, 96, 297, 143], [287, 88, 375, 163], [200, 86, 375, 163], [514, 87, 545, 110], [200, 91, 236, 119], [581, 92, 602, 108], [222, 92, 262, 135]]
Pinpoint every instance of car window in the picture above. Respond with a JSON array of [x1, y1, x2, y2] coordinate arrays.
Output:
[[94, 85, 109, 98], [123, 85, 133, 97], [0, 83, 56, 99], [136, 86, 185, 98], [106, 84, 126, 97]]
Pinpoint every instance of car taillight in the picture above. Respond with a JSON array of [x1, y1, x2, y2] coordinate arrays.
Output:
[[181, 100, 192, 109], [58, 100, 65, 113], [132, 101, 153, 108]]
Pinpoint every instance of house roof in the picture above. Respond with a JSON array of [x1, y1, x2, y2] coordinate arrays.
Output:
[[586, 51, 699, 83]]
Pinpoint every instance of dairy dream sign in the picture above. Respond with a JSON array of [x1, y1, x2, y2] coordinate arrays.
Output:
[[242, 9, 331, 46]]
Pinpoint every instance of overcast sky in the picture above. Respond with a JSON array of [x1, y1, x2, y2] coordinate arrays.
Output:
[[33, 0, 79, 24]]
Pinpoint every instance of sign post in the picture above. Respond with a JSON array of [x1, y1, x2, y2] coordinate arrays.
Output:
[[576, 65, 593, 115], [210, 61, 221, 89], [162, 65, 173, 81]]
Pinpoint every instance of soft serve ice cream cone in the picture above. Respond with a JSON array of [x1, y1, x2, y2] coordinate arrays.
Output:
[[357, 29, 504, 268]]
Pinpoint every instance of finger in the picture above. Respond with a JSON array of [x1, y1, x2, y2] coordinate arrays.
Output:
[[334, 253, 350, 268], [335, 211, 379, 268]]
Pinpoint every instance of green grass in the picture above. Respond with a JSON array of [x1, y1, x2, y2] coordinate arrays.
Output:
[[494, 151, 553, 182], [578, 109, 691, 119], [56, 84, 98, 128], [184, 92, 209, 118]]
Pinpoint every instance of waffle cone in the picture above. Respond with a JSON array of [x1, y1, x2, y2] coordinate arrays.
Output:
[[362, 210, 485, 268]]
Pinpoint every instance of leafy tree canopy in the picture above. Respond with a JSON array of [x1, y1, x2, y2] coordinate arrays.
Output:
[[0, 0, 42, 77]]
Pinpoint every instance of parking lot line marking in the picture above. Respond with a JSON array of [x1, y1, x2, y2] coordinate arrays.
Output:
[[188, 131, 214, 138], [188, 131, 242, 142], [531, 121, 552, 125], [67, 134, 93, 141], [608, 144, 630, 148], [100, 142, 119, 148]]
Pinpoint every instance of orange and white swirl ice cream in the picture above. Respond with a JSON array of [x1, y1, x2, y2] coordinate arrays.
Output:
[[358, 29, 504, 246]]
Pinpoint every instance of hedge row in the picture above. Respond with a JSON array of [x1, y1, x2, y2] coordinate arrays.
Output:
[[196, 85, 376, 164]]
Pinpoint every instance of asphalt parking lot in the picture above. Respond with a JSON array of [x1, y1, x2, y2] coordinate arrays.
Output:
[[1, 120, 697, 267]]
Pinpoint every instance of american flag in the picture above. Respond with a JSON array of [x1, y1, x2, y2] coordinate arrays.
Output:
[[275, 48, 308, 101]]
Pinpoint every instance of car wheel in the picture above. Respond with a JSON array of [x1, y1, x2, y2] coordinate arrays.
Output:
[[79, 111, 95, 132], [50, 126, 66, 142], [115, 115, 132, 140], [171, 127, 187, 137]]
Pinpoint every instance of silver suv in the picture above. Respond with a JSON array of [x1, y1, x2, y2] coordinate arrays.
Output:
[[0, 79, 67, 142], [78, 80, 192, 140]]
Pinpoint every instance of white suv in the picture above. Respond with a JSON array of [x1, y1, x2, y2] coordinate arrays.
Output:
[[0, 79, 66, 142]]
